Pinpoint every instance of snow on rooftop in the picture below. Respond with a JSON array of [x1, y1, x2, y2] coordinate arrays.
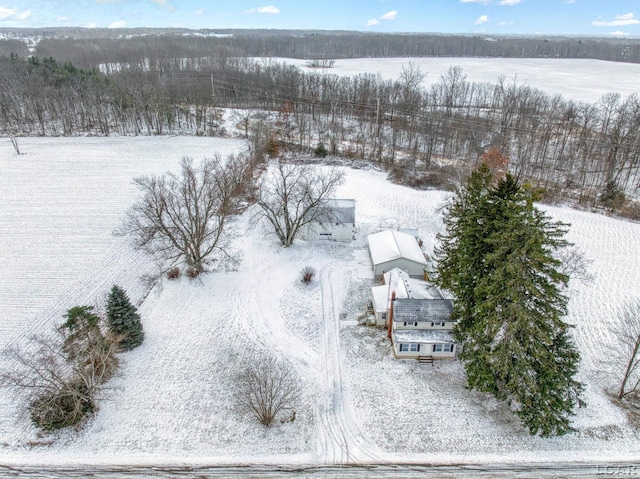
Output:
[[372, 268, 445, 313], [393, 329, 454, 344], [367, 230, 427, 266]]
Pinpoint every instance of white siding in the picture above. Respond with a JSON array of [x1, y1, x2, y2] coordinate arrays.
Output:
[[374, 258, 426, 278], [306, 222, 354, 241]]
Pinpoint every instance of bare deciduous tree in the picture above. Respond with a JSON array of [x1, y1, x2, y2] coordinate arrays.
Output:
[[255, 161, 344, 247], [120, 155, 248, 273], [612, 300, 640, 400], [237, 355, 302, 427], [556, 245, 594, 285], [1, 307, 121, 431]]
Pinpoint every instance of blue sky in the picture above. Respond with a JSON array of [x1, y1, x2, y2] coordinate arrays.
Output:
[[0, 1, 639, 36]]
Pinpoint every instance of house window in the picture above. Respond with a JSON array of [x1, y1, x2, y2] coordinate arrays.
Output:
[[433, 344, 454, 353], [431, 321, 445, 327], [381, 313, 387, 320], [399, 344, 419, 352], [403, 321, 418, 327]]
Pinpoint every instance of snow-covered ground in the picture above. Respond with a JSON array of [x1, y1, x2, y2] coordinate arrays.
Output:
[[1, 136, 639, 466], [272, 57, 640, 103]]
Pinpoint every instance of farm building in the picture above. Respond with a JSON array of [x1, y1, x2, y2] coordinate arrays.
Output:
[[305, 199, 356, 242], [367, 229, 428, 278]]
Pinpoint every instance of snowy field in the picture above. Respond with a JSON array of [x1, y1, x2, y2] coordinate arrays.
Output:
[[273, 57, 640, 103], [1, 136, 639, 466]]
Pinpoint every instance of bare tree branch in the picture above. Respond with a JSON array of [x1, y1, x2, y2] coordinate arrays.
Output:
[[118, 153, 254, 273], [236, 355, 302, 427], [254, 161, 344, 247], [612, 299, 640, 400]]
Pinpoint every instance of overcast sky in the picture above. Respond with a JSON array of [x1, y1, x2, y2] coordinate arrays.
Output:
[[0, 0, 639, 36]]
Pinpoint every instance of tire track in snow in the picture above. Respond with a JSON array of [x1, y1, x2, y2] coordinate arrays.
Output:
[[316, 261, 388, 464]]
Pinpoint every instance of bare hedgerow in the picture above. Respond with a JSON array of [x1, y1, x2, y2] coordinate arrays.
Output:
[[237, 355, 303, 427]]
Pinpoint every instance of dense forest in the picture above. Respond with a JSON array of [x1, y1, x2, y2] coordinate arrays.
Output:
[[2, 28, 640, 64], [0, 29, 639, 215]]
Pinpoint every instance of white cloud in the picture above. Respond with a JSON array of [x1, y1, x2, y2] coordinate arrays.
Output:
[[196, 8, 204, 15], [57, 16, 70, 22], [85, 22, 98, 28], [460, 0, 490, 4], [592, 13, 640, 27], [500, 20, 514, 26], [611, 30, 630, 36], [562, 0, 576, 4], [380, 10, 397, 20], [366, 18, 380, 26], [109, 20, 127, 28], [475, 15, 489, 25], [0, 7, 17, 19], [498, 0, 522, 5], [243, 5, 280, 14], [0, 6, 31, 21], [16, 10, 31, 20]]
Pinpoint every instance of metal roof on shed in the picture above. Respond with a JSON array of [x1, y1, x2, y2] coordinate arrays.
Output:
[[367, 230, 427, 266]]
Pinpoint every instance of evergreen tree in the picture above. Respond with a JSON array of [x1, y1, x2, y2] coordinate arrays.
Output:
[[106, 285, 144, 351], [435, 162, 495, 360], [62, 305, 108, 363], [435, 169, 584, 436]]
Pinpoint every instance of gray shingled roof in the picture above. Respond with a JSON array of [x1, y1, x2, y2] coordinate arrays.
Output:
[[393, 298, 454, 323]]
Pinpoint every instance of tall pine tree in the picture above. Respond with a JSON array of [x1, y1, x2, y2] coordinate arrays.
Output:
[[106, 285, 144, 351], [436, 169, 584, 436]]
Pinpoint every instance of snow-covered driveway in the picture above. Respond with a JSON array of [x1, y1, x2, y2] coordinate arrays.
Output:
[[315, 261, 387, 463]]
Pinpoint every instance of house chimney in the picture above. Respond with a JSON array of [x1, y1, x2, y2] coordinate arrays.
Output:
[[387, 291, 396, 339]]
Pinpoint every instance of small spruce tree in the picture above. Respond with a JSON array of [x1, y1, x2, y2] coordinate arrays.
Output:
[[106, 285, 144, 351]]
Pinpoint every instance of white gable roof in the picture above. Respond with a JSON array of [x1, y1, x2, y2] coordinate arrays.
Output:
[[371, 267, 445, 313], [367, 230, 427, 267]]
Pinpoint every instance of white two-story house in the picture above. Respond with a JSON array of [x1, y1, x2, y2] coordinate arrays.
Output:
[[371, 267, 457, 360]]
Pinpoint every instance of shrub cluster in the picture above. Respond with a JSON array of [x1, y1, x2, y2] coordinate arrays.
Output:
[[1, 286, 144, 432]]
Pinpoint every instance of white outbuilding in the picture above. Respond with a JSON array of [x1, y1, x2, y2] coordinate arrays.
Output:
[[305, 199, 355, 242], [367, 230, 428, 278]]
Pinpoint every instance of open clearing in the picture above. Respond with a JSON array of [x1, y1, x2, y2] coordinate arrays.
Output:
[[275, 57, 640, 103]]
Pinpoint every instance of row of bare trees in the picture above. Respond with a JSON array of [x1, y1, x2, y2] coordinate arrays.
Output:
[[1, 52, 639, 208]]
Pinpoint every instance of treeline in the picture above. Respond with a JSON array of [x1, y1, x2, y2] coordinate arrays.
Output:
[[25, 30, 640, 67], [1, 52, 639, 211]]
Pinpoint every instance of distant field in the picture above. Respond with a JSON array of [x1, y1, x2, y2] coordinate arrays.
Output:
[[274, 57, 640, 103]]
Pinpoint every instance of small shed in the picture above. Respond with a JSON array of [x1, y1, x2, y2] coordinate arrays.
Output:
[[306, 199, 355, 242], [367, 230, 427, 278]]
